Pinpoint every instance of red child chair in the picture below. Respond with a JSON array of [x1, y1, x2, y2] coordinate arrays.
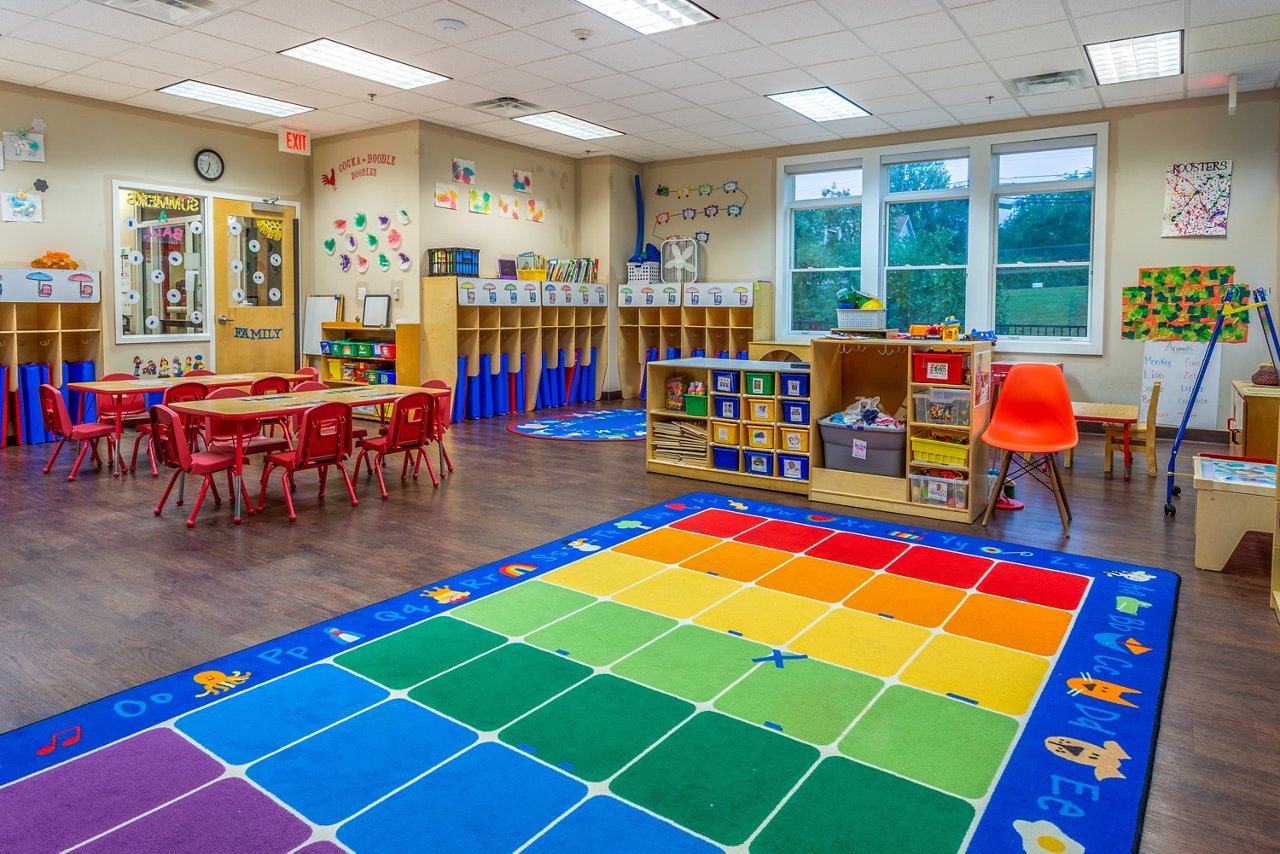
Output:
[[202, 387, 291, 457], [292, 366, 320, 387], [420, 379, 454, 486], [980, 364, 1079, 536], [96, 371, 149, 474], [250, 375, 295, 442], [132, 381, 211, 478], [38, 384, 117, 482], [150, 404, 251, 528], [353, 392, 434, 499], [185, 369, 216, 377], [256, 401, 359, 521]]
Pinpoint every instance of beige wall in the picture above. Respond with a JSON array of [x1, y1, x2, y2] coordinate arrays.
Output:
[[638, 91, 1280, 426], [0, 82, 306, 375], [578, 155, 642, 390]]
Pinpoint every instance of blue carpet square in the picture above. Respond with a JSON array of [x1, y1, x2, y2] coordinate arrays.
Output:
[[246, 700, 476, 824], [525, 796, 719, 854], [337, 743, 586, 853], [175, 664, 387, 765]]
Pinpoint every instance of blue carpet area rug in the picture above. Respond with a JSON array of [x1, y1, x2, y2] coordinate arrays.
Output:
[[508, 408, 646, 441]]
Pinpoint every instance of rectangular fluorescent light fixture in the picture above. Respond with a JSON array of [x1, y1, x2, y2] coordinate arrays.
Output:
[[768, 87, 870, 122], [573, 0, 715, 35], [280, 39, 448, 90], [1086, 30, 1182, 84], [158, 80, 312, 117], [513, 111, 622, 140]]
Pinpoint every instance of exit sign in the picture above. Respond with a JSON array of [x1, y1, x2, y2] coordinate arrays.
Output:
[[279, 127, 311, 156]]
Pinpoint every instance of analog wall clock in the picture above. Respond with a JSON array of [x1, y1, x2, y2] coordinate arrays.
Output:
[[194, 148, 224, 182]]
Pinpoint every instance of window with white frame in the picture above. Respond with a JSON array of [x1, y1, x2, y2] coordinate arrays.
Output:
[[776, 125, 1107, 354]]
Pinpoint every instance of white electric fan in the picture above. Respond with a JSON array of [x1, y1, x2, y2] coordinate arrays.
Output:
[[661, 237, 699, 285]]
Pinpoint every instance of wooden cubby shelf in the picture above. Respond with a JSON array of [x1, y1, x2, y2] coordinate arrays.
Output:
[[1, 281, 104, 394]]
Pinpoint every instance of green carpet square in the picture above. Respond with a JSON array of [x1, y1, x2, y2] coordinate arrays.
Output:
[[334, 617, 504, 690], [838, 684, 1018, 798], [611, 711, 817, 846], [714, 657, 882, 744], [752, 756, 975, 853], [408, 643, 590, 731], [450, 581, 595, 636], [499, 675, 694, 781], [612, 625, 769, 702], [525, 602, 676, 666]]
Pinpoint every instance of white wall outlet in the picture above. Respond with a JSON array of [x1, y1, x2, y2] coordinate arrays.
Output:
[[357, 286, 367, 301], [393, 286, 401, 302]]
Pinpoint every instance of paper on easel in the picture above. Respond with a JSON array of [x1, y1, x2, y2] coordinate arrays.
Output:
[[1142, 340, 1221, 429]]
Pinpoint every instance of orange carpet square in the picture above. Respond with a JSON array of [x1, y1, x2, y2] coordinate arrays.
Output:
[[943, 594, 1072, 656], [612, 528, 721, 565], [682, 541, 791, 582], [844, 575, 966, 628], [758, 556, 874, 603]]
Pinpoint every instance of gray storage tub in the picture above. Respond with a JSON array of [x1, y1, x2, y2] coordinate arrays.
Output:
[[819, 417, 906, 477]]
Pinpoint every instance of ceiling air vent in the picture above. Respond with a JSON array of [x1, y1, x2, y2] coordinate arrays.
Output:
[[88, 0, 227, 26], [469, 96, 542, 118], [1005, 69, 1089, 97]]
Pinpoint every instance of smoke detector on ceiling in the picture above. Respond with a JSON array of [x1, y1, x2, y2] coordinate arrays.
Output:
[[88, 0, 227, 25], [1005, 69, 1090, 97], [436, 18, 467, 33], [469, 96, 542, 118]]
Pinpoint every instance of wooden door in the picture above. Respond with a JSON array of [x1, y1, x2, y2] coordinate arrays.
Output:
[[212, 198, 296, 373]]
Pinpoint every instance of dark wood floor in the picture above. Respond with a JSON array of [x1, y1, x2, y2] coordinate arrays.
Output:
[[2, 404, 1277, 853]]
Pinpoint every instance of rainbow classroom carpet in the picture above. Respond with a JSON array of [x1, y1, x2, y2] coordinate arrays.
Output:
[[0, 493, 1176, 853]]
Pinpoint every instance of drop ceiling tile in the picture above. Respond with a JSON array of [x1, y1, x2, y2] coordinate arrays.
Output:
[[808, 55, 899, 86], [948, 100, 1028, 121], [465, 67, 555, 95], [1093, 75, 1185, 101], [403, 45, 502, 78], [973, 22, 1078, 59], [389, 1, 511, 43], [819, 115, 894, 136], [331, 100, 414, 121], [0, 8, 32, 31], [736, 67, 822, 96], [991, 47, 1088, 79], [1016, 87, 1103, 110], [365, 89, 450, 113], [636, 59, 723, 91], [886, 39, 984, 73], [460, 28, 566, 63], [0, 38, 96, 73], [114, 46, 220, 79], [1097, 91, 1187, 108], [518, 84, 601, 110], [768, 124, 839, 142], [1191, 14, 1280, 52], [879, 106, 959, 126], [520, 53, 614, 84], [265, 85, 356, 109], [858, 12, 966, 52], [747, 111, 811, 130], [520, 11, 638, 51], [910, 63, 1004, 90], [307, 72, 399, 100], [649, 21, 759, 58], [859, 92, 940, 114], [683, 117, 754, 136], [327, 0, 424, 17], [1064, 0, 1169, 15], [718, 130, 785, 149], [573, 72, 657, 99], [675, 137, 738, 152], [422, 104, 490, 125], [929, 83, 1016, 106], [8, 19, 130, 57], [770, 30, 873, 65], [338, 20, 447, 58], [201, 67, 300, 98], [408, 78, 498, 104], [1219, 61, 1280, 87], [951, 0, 1068, 37], [607, 114, 677, 134], [241, 0, 374, 36], [1073, 2, 1186, 44], [49, 0, 181, 41], [730, 2, 844, 44], [843, 75, 925, 100], [579, 39, 682, 72], [1189, 0, 1280, 26], [616, 90, 696, 114], [0, 58, 62, 86], [642, 126, 705, 144], [696, 46, 792, 78], [1186, 71, 1232, 93], [74, 59, 183, 90], [708, 97, 788, 119], [652, 105, 720, 126], [451, 0, 582, 28], [239, 53, 337, 87], [193, 12, 312, 51], [43, 74, 144, 101], [121, 90, 213, 115], [570, 100, 638, 122], [827, 0, 950, 28], [668, 78, 754, 104], [280, 111, 367, 132], [1188, 41, 1280, 73], [151, 30, 262, 65]]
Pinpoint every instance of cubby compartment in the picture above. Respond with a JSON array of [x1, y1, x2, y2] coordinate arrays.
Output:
[[745, 424, 776, 449], [15, 304, 60, 331], [745, 397, 776, 422], [456, 305, 480, 329], [60, 303, 101, 331], [910, 474, 969, 510], [743, 450, 775, 477]]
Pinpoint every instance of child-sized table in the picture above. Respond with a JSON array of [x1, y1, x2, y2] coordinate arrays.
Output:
[[1191, 456, 1279, 617]]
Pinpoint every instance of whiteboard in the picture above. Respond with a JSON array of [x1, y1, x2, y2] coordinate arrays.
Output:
[[303, 295, 343, 355], [1142, 340, 1221, 429]]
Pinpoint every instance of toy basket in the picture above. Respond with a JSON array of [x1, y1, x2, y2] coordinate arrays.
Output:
[[910, 435, 970, 467], [627, 262, 660, 285], [837, 308, 886, 329]]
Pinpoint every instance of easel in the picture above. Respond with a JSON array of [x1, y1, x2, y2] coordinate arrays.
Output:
[[1164, 286, 1280, 516]]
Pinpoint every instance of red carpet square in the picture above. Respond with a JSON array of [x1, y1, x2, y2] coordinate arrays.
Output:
[[978, 562, 1089, 610], [886, 547, 991, 589], [736, 520, 831, 552], [671, 509, 763, 539], [805, 532, 909, 570]]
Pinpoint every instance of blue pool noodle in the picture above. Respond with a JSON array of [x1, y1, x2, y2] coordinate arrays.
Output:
[[494, 353, 509, 416], [479, 354, 493, 418]]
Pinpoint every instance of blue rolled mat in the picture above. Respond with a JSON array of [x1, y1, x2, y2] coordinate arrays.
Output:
[[467, 362, 481, 421], [454, 358, 467, 424], [569, 349, 581, 405], [478, 354, 493, 418], [65, 360, 97, 422], [492, 353, 507, 416], [18, 363, 45, 444], [535, 354, 545, 410], [0, 365, 8, 445], [588, 347, 598, 402], [555, 349, 565, 406], [516, 354, 527, 413]]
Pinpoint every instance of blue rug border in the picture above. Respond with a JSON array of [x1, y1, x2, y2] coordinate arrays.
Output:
[[507, 408, 646, 441], [0, 491, 1178, 854]]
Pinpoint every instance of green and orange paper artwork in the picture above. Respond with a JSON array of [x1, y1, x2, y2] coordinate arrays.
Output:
[[1121, 265, 1248, 342]]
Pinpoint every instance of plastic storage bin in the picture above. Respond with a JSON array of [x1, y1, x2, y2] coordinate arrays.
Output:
[[912, 351, 967, 385], [714, 395, 740, 420], [744, 450, 775, 477], [338, 340, 356, 357], [818, 418, 906, 477], [711, 420, 740, 445], [712, 370, 740, 394], [910, 434, 970, 467], [319, 340, 332, 355], [746, 397, 776, 422], [777, 453, 810, 481], [912, 387, 971, 427], [712, 446, 740, 471], [746, 425, 775, 449], [355, 342, 374, 358], [781, 400, 810, 425], [744, 372, 775, 396], [779, 373, 809, 398], [779, 426, 810, 452], [428, 247, 480, 277], [683, 394, 709, 417], [377, 343, 396, 359], [910, 474, 969, 509]]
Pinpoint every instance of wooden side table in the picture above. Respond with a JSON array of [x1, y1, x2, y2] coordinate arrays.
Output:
[[1070, 401, 1139, 481]]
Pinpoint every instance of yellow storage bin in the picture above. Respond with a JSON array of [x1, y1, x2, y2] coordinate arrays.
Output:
[[746, 397, 776, 423], [778, 427, 810, 453], [325, 359, 343, 382], [910, 434, 970, 467], [711, 420, 740, 445], [746, 424, 775, 449]]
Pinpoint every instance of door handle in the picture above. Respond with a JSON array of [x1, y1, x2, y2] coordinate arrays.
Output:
[[217, 314, 231, 325]]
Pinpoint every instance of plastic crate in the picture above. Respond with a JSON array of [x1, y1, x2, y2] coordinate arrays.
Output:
[[744, 450, 775, 477], [711, 446, 740, 471], [836, 308, 886, 329], [711, 420, 740, 445], [910, 434, 970, 467], [319, 340, 332, 355], [744, 372, 775, 396], [779, 426, 810, 452], [912, 351, 967, 385], [818, 418, 906, 477], [355, 342, 374, 357], [626, 261, 660, 285], [325, 360, 343, 382], [778, 453, 809, 481], [377, 343, 396, 359], [781, 400, 810, 425], [779, 373, 809, 398], [712, 370, 740, 394], [746, 397, 776, 422], [912, 388, 971, 427], [338, 340, 356, 357], [428, 247, 479, 277], [910, 474, 969, 509], [683, 394, 708, 417], [714, 395, 740, 420], [746, 424, 775, 449]]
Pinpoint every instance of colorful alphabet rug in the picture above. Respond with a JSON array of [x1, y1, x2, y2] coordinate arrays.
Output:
[[0, 493, 1177, 853], [507, 408, 646, 441]]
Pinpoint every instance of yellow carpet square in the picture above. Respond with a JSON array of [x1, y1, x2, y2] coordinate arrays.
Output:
[[900, 634, 1049, 716], [611, 528, 721, 565], [540, 552, 667, 597], [790, 609, 930, 676], [681, 541, 791, 582], [694, 587, 829, 647], [613, 568, 742, 619]]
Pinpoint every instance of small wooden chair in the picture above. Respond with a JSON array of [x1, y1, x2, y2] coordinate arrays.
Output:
[[1105, 381, 1161, 477]]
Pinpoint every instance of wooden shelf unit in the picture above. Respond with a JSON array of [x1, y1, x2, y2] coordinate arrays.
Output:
[[320, 322, 422, 388], [808, 338, 994, 522], [422, 276, 608, 413], [1, 298, 103, 393], [617, 281, 773, 400], [644, 357, 811, 496]]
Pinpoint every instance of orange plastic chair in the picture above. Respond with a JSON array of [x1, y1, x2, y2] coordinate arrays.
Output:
[[980, 363, 1078, 536]]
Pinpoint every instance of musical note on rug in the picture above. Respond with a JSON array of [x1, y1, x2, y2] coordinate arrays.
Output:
[[36, 725, 82, 756]]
